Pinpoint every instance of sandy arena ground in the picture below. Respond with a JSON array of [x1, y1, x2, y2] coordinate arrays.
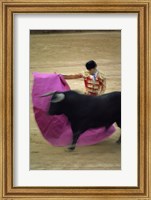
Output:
[[30, 31, 121, 170]]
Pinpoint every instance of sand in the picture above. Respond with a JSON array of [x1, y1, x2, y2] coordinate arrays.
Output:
[[30, 31, 121, 170]]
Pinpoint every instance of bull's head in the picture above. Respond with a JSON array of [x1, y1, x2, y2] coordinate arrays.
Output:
[[41, 91, 65, 115]]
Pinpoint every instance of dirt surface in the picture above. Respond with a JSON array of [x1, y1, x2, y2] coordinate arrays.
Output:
[[30, 31, 121, 170]]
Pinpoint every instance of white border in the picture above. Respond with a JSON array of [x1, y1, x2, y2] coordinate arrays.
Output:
[[14, 14, 138, 186]]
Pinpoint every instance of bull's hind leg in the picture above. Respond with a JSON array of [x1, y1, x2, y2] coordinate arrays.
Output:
[[116, 135, 121, 144], [116, 119, 121, 144]]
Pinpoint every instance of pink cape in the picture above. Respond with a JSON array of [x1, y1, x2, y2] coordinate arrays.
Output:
[[32, 72, 115, 146]]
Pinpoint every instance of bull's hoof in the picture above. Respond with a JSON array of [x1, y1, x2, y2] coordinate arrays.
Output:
[[65, 147, 75, 152], [116, 135, 121, 144], [66, 144, 76, 152], [68, 147, 75, 151], [116, 139, 121, 144]]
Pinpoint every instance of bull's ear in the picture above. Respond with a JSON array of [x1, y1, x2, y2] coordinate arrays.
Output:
[[51, 93, 65, 103]]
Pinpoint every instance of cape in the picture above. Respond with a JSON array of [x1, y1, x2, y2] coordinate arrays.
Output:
[[32, 72, 115, 146]]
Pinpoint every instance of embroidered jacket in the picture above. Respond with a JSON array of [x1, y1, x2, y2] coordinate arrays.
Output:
[[82, 70, 106, 96]]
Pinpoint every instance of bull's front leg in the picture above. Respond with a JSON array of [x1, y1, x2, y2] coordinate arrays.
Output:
[[67, 122, 87, 152], [68, 132, 81, 152]]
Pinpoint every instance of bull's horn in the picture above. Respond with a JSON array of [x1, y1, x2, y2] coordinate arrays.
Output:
[[40, 92, 55, 97], [51, 93, 65, 103]]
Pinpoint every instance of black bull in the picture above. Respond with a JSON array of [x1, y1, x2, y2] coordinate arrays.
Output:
[[42, 90, 121, 151]]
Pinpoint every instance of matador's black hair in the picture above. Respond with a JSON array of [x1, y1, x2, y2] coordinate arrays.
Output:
[[85, 60, 97, 70]]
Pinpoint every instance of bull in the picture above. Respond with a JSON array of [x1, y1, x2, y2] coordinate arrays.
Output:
[[42, 90, 121, 151]]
